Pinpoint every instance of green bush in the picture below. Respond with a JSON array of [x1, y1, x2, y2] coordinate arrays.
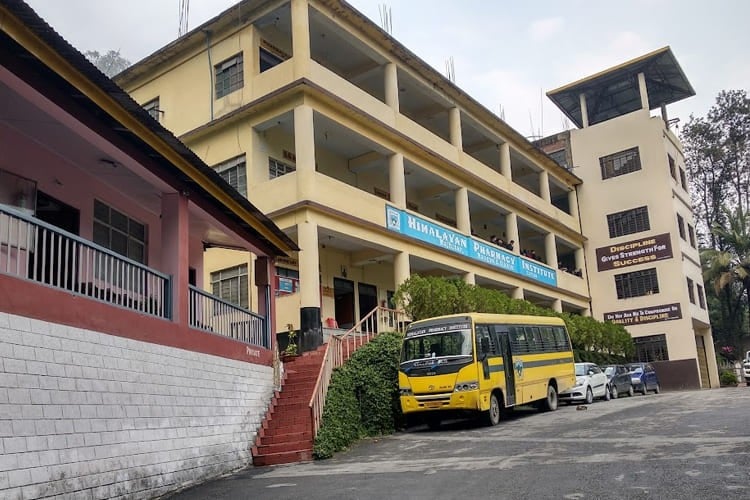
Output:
[[720, 370, 738, 386], [313, 331, 403, 459]]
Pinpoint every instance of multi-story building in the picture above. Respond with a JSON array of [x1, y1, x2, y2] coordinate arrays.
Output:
[[115, 0, 590, 348], [540, 47, 719, 388]]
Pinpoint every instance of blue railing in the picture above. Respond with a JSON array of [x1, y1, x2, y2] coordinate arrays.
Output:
[[189, 285, 268, 348], [0, 204, 171, 319]]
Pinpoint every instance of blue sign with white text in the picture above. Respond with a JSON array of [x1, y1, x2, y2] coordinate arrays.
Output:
[[385, 205, 557, 287]]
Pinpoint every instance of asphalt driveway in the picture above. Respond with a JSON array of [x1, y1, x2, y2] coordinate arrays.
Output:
[[171, 386, 750, 499]]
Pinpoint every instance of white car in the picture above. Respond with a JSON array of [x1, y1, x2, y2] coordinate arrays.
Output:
[[559, 362, 610, 404]]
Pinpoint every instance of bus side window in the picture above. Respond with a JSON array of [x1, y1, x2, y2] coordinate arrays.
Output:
[[476, 325, 496, 356], [510, 326, 528, 354], [540, 326, 555, 350], [525, 327, 542, 353], [553, 326, 570, 350]]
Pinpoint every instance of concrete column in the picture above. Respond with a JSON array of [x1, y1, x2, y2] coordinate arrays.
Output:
[[384, 62, 399, 112], [545, 232, 558, 267], [539, 170, 551, 203], [297, 215, 321, 351], [637, 72, 649, 110], [579, 93, 589, 128], [568, 187, 579, 220], [449, 107, 462, 150], [702, 331, 720, 388], [505, 212, 519, 252], [582, 307, 592, 317], [394, 251, 411, 290], [552, 298, 562, 313], [161, 193, 190, 326], [455, 187, 471, 234], [294, 104, 316, 200], [574, 248, 585, 274], [388, 153, 406, 209], [291, 0, 311, 78], [499, 143, 512, 180], [463, 272, 475, 285], [512, 287, 524, 300], [254, 256, 275, 345]]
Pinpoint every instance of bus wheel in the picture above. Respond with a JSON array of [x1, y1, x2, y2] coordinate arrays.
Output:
[[426, 415, 441, 431], [541, 384, 558, 411], [484, 393, 501, 426]]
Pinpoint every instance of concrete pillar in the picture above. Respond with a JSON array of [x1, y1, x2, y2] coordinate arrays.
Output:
[[455, 187, 470, 234], [582, 307, 591, 317], [291, 0, 311, 78], [637, 72, 649, 110], [505, 212, 519, 253], [568, 187, 579, 220], [384, 62, 399, 112], [512, 287, 524, 301], [388, 153, 406, 209], [539, 170, 551, 203], [294, 104, 316, 200], [552, 298, 562, 313], [499, 143, 511, 180], [702, 331, 720, 388], [297, 215, 321, 351], [574, 248, 585, 274], [161, 193, 190, 326], [449, 107, 462, 150], [254, 256, 275, 345], [394, 251, 411, 290], [545, 232, 558, 268], [463, 272, 475, 285], [579, 93, 589, 128]]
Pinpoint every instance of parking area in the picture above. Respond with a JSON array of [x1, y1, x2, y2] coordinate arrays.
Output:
[[173, 387, 750, 499]]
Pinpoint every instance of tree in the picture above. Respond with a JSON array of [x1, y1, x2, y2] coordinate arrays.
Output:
[[84, 50, 131, 77]]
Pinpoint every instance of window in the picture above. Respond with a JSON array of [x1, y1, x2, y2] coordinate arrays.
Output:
[[687, 277, 695, 304], [269, 157, 296, 179], [214, 53, 244, 99], [260, 47, 284, 72], [275, 266, 300, 295], [211, 264, 248, 309], [688, 224, 696, 248], [679, 167, 688, 190], [435, 213, 457, 227], [214, 155, 247, 196], [143, 98, 160, 122], [599, 147, 641, 180], [614, 268, 659, 299], [697, 284, 706, 309], [607, 206, 650, 238], [93, 200, 146, 264], [508, 325, 570, 354], [668, 154, 676, 180], [634, 334, 669, 362], [677, 213, 686, 240]]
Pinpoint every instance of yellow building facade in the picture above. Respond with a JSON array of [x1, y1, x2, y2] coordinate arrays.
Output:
[[116, 0, 589, 348]]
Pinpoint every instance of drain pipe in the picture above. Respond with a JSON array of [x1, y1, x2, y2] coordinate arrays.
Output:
[[203, 29, 214, 122]]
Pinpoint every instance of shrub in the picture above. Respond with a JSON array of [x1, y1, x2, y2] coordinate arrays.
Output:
[[720, 370, 738, 386], [313, 331, 403, 459]]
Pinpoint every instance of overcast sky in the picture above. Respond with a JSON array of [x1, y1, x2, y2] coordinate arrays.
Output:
[[25, 0, 750, 138]]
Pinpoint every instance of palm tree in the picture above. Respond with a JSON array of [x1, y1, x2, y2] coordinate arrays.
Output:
[[702, 206, 750, 349]]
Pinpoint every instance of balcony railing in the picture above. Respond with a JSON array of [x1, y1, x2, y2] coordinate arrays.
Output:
[[188, 285, 269, 348], [0, 205, 170, 318]]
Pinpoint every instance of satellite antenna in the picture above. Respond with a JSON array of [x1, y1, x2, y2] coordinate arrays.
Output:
[[179, 0, 190, 37], [379, 4, 392, 34]]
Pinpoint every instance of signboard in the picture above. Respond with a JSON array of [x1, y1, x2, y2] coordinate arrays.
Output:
[[406, 321, 472, 338], [595, 233, 673, 272], [603, 303, 682, 326], [386, 206, 557, 287]]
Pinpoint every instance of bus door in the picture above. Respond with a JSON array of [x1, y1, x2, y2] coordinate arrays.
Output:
[[493, 327, 515, 406]]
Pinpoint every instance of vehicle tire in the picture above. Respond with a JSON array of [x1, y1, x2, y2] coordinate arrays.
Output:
[[641, 383, 648, 396], [584, 386, 593, 405], [654, 383, 661, 394], [610, 384, 618, 399], [602, 385, 611, 401], [541, 384, 558, 412], [484, 392, 501, 426], [426, 416, 441, 431], [627, 385, 634, 397]]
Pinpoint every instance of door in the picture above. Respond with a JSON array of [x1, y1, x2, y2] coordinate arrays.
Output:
[[333, 277, 355, 329], [31, 191, 80, 289], [495, 327, 516, 406], [357, 282, 378, 326]]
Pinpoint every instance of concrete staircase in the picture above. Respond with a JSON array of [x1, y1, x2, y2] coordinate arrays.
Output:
[[251, 345, 326, 466]]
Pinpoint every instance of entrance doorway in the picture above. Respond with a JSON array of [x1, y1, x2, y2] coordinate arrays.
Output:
[[358, 282, 378, 321], [334, 277, 355, 330], [31, 192, 80, 288]]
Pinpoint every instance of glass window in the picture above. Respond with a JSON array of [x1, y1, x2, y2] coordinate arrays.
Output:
[[210, 264, 249, 309], [687, 277, 695, 304], [93, 200, 147, 264], [600, 147, 641, 180], [215, 53, 244, 99], [634, 334, 669, 362], [260, 47, 284, 72], [679, 168, 688, 190], [668, 154, 676, 179], [677, 214, 686, 240], [614, 268, 659, 299], [143, 98, 160, 122], [269, 157, 296, 179], [607, 206, 650, 238], [688, 224, 696, 248], [697, 284, 706, 309], [214, 155, 247, 196]]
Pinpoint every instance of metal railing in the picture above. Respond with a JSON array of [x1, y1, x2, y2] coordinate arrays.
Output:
[[309, 306, 408, 437], [188, 285, 268, 348], [0, 205, 170, 318]]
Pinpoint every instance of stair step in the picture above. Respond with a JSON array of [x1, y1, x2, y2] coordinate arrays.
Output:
[[254, 440, 313, 455], [256, 430, 312, 446], [262, 421, 311, 434], [252, 449, 314, 467]]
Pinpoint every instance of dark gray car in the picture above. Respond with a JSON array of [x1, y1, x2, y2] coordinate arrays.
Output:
[[604, 364, 634, 398]]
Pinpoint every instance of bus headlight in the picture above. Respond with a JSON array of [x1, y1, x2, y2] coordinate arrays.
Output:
[[454, 381, 479, 392], [399, 387, 413, 396]]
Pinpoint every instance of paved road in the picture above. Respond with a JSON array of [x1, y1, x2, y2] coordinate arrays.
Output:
[[171, 387, 750, 499]]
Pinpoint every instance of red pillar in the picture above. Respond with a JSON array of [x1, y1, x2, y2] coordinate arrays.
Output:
[[161, 193, 190, 326], [255, 256, 277, 348]]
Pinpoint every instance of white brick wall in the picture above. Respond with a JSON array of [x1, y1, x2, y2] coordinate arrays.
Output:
[[0, 311, 275, 499]]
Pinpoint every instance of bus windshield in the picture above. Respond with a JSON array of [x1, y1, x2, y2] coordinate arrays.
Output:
[[401, 329, 473, 363]]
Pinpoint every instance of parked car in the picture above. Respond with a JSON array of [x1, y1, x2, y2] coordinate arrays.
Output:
[[604, 364, 634, 398], [743, 351, 750, 387], [626, 362, 660, 395], [559, 362, 610, 404]]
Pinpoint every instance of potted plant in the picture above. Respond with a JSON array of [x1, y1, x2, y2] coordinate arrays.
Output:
[[282, 323, 298, 360]]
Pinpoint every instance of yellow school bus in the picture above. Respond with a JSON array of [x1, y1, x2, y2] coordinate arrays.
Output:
[[399, 313, 576, 427]]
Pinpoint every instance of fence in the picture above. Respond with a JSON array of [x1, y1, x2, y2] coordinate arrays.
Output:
[[188, 285, 268, 348]]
